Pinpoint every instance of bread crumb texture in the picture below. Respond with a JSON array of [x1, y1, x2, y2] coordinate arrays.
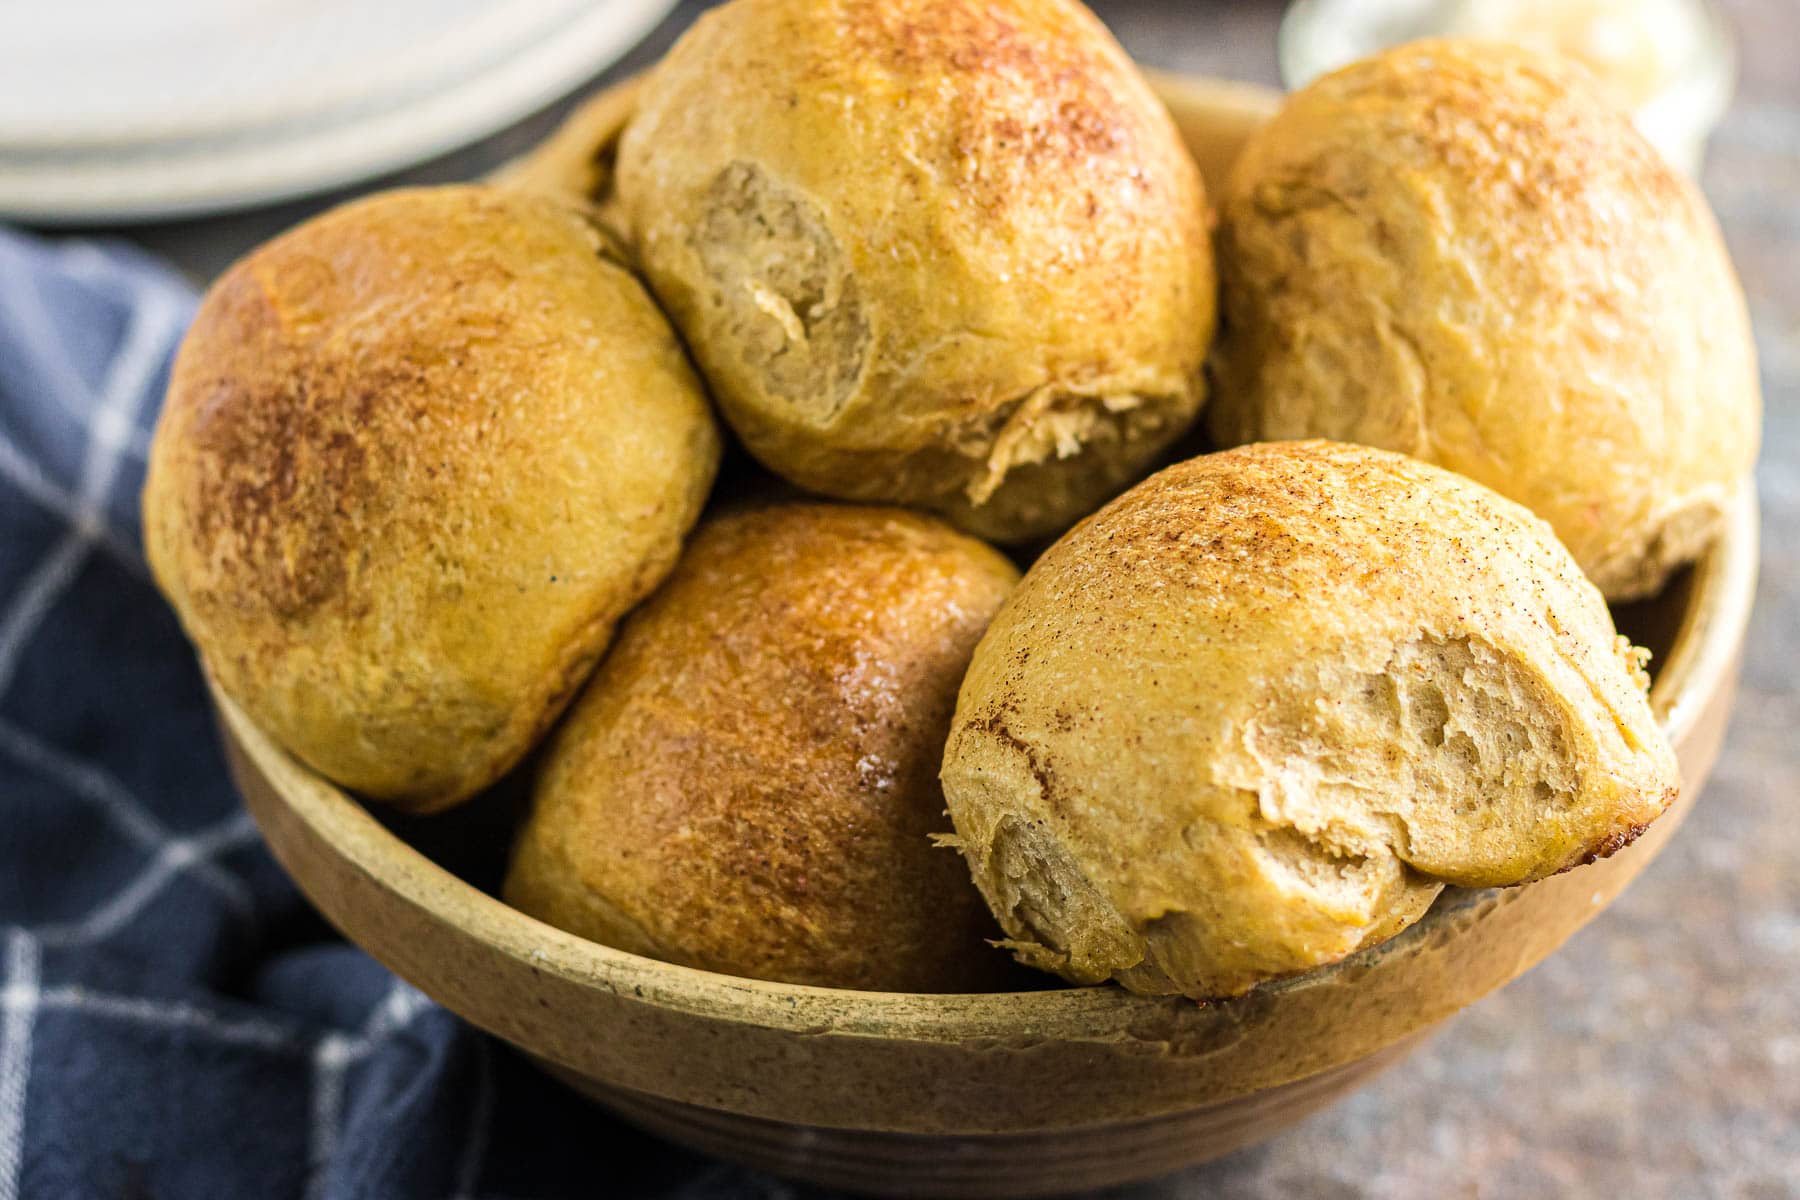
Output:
[[940, 441, 1678, 998], [142, 185, 721, 810], [1209, 38, 1759, 599], [505, 503, 1022, 992], [615, 0, 1215, 541]]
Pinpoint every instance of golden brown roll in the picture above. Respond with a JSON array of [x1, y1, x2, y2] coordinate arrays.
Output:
[[143, 185, 721, 812], [1208, 39, 1759, 600], [613, 0, 1214, 542], [940, 441, 1678, 999], [505, 503, 1020, 992]]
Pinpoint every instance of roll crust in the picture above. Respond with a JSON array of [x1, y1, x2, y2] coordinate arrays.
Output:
[[940, 441, 1680, 999], [1208, 39, 1760, 600], [143, 185, 721, 811], [505, 503, 1021, 992], [614, 0, 1215, 541]]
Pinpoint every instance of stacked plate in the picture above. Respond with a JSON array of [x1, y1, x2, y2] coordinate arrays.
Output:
[[0, 0, 678, 223]]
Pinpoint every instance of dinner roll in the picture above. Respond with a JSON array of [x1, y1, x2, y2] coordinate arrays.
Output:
[[505, 504, 1019, 992], [613, 0, 1214, 542], [144, 185, 721, 812], [940, 441, 1678, 999], [1209, 39, 1759, 600]]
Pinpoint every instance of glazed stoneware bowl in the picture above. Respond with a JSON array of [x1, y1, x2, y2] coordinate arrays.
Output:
[[211, 74, 1762, 1198]]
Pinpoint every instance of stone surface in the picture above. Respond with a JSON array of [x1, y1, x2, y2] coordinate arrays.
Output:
[[98, 2, 1800, 1196]]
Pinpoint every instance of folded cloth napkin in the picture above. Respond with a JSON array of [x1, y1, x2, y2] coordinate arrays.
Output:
[[0, 228, 784, 1200]]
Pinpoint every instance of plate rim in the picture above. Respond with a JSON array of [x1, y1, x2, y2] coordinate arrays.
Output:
[[0, 0, 679, 224]]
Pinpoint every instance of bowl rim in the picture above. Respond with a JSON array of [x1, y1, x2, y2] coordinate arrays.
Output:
[[212, 478, 1760, 1041]]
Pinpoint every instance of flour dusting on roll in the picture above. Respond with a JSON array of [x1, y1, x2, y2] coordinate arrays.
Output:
[[1209, 39, 1759, 600], [144, 185, 721, 811], [941, 441, 1679, 999]]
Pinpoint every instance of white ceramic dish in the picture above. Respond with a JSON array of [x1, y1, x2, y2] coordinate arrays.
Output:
[[0, 0, 678, 223]]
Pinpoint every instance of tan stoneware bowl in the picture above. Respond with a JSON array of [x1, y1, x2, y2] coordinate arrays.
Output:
[[211, 74, 1762, 1198]]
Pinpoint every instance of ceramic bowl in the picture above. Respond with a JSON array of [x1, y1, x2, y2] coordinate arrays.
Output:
[[212, 73, 1762, 1198]]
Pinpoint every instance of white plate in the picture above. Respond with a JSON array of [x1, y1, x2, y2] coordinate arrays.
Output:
[[0, 0, 678, 223]]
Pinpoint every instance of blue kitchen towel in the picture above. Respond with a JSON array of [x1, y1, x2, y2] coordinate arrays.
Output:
[[0, 228, 790, 1200]]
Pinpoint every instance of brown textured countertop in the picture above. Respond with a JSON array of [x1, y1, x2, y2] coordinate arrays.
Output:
[[114, 1, 1799, 1196]]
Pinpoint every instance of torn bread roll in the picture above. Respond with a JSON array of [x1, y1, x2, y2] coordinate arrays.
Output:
[[1208, 39, 1759, 601], [613, 0, 1214, 542], [940, 440, 1679, 999]]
